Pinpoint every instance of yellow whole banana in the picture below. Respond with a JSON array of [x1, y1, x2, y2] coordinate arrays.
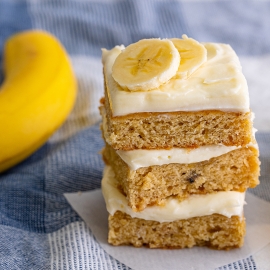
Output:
[[0, 30, 77, 173]]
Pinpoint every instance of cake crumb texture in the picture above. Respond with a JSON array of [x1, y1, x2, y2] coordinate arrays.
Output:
[[103, 83, 253, 150], [103, 143, 260, 211], [108, 211, 245, 250]]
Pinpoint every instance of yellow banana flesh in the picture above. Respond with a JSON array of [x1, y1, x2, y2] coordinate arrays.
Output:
[[111, 36, 207, 91], [171, 35, 207, 79], [0, 30, 77, 173], [112, 39, 180, 91]]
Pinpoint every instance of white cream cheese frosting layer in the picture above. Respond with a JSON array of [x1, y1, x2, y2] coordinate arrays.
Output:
[[117, 144, 258, 170], [117, 145, 239, 170], [102, 42, 249, 117], [102, 166, 245, 222]]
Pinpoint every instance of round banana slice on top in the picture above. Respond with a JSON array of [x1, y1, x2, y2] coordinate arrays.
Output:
[[112, 39, 180, 91], [171, 35, 207, 79]]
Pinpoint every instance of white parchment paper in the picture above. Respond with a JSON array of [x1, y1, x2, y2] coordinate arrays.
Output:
[[64, 190, 270, 270]]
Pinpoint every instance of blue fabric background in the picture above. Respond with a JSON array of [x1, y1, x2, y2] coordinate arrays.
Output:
[[0, 1, 270, 269]]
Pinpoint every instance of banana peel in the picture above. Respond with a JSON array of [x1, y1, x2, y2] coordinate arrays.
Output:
[[0, 30, 77, 173]]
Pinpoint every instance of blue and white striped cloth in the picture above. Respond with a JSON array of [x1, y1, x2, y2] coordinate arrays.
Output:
[[1, 1, 270, 269]]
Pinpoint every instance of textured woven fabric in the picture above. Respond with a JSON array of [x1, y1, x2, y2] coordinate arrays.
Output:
[[1, 0, 270, 269]]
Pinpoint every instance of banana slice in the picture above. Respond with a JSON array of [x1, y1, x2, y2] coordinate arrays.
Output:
[[112, 39, 180, 91], [171, 35, 207, 79]]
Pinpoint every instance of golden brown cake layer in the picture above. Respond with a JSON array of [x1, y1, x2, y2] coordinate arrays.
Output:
[[103, 143, 260, 211], [108, 211, 245, 250], [102, 77, 253, 151]]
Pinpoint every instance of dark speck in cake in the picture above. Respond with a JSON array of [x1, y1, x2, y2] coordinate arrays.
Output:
[[187, 171, 200, 183]]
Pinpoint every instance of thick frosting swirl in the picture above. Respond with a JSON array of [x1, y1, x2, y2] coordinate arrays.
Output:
[[102, 42, 249, 116]]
